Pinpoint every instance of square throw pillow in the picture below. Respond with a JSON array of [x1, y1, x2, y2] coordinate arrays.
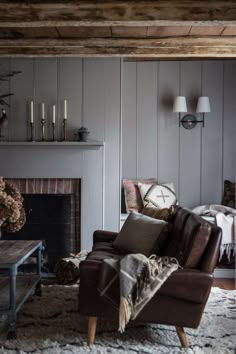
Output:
[[123, 178, 156, 212], [113, 211, 169, 257], [222, 180, 236, 208], [138, 182, 177, 209]]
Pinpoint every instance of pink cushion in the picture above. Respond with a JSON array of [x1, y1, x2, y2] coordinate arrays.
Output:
[[123, 178, 156, 212]]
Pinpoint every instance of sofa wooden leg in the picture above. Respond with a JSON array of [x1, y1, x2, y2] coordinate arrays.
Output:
[[175, 326, 188, 347], [87, 316, 97, 347]]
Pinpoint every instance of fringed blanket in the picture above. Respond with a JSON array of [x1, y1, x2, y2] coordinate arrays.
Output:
[[98, 254, 180, 332], [192, 204, 236, 262]]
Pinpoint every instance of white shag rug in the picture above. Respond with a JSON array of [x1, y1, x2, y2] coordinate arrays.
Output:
[[0, 285, 235, 354]]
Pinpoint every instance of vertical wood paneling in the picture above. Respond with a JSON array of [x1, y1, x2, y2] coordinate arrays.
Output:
[[10, 59, 34, 141], [82, 59, 105, 246], [201, 61, 224, 204], [83, 59, 105, 140], [179, 61, 201, 208], [123, 60, 234, 208], [137, 62, 158, 178], [0, 60, 10, 141], [35, 59, 57, 141], [157, 61, 180, 196], [223, 62, 236, 182], [81, 150, 103, 250], [122, 62, 137, 178], [103, 58, 121, 231], [58, 58, 82, 141]]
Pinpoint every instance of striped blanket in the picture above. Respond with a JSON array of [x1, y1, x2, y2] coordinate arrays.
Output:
[[97, 254, 180, 332]]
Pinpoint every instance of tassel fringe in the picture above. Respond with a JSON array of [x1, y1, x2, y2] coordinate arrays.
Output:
[[119, 296, 132, 333]]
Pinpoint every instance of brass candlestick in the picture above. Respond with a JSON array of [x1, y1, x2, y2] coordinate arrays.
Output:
[[29, 122, 34, 141], [52, 122, 56, 141], [63, 118, 67, 141], [41, 118, 45, 141]]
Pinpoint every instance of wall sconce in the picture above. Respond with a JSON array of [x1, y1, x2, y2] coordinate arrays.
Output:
[[173, 96, 211, 129]]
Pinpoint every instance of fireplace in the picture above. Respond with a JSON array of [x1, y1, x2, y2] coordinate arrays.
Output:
[[2, 178, 80, 271]]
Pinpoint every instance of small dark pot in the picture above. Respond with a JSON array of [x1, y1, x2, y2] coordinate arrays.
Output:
[[78, 131, 90, 142]]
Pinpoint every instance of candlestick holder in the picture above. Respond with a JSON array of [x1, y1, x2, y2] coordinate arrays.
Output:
[[29, 122, 34, 141], [41, 118, 46, 141], [62, 118, 67, 141], [52, 122, 56, 141]]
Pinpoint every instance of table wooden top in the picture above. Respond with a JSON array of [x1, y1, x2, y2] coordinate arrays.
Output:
[[0, 240, 42, 267]]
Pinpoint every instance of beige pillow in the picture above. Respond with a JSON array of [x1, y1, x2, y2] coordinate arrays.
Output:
[[113, 211, 169, 257], [138, 182, 177, 209]]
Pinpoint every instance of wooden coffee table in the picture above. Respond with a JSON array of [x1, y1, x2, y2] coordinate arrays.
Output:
[[0, 240, 43, 339]]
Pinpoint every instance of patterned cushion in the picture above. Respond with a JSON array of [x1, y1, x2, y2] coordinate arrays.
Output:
[[123, 178, 156, 212], [138, 182, 177, 209], [222, 180, 236, 208]]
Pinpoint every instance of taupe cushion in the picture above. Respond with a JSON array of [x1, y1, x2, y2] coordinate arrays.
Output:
[[142, 206, 176, 222], [113, 211, 169, 257]]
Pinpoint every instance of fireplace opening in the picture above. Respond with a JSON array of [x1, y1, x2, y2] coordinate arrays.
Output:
[[2, 193, 79, 272]]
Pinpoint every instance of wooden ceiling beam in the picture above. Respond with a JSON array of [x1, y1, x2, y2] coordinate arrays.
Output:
[[0, 1, 236, 27], [0, 37, 235, 58]]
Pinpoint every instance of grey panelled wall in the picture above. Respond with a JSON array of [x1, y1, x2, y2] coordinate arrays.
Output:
[[0, 58, 235, 247], [122, 61, 236, 208], [0, 58, 121, 250]]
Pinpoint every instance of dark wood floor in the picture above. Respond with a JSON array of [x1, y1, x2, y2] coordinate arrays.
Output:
[[213, 278, 235, 290]]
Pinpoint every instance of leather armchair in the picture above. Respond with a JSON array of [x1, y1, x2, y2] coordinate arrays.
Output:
[[79, 207, 222, 347]]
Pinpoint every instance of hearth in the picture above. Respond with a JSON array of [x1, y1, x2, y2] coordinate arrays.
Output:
[[2, 178, 81, 272]]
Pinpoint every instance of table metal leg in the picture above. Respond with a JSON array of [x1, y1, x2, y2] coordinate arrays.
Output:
[[35, 246, 42, 296], [7, 266, 17, 339]]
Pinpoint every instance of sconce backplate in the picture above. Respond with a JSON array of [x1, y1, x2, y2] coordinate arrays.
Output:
[[181, 114, 197, 129]]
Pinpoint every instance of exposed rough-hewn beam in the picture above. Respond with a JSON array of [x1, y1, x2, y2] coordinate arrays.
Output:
[[0, 1, 236, 27], [0, 37, 235, 58]]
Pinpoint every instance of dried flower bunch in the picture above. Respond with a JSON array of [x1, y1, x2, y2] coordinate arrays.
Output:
[[0, 177, 26, 232]]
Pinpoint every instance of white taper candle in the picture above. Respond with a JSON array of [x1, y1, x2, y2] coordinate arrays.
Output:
[[52, 105, 56, 123], [64, 99, 67, 119], [42, 103, 45, 119], [30, 101, 34, 123]]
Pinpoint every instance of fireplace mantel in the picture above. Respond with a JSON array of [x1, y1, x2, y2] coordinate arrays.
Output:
[[0, 140, 104, 150]]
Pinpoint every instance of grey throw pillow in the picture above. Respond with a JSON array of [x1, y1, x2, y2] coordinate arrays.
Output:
[[113, 211, 169, 257]]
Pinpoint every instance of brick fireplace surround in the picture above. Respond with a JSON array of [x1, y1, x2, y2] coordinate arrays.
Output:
[[6, 178, 81, 252]]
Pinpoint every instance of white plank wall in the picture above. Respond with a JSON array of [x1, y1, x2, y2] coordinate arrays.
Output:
[[122, 60, 236, 208]]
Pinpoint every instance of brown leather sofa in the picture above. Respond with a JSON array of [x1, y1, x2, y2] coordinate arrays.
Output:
[[79, 206, 222, 347]]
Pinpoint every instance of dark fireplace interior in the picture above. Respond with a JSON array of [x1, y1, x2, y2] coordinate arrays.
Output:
[[2, 193, 78, 272]]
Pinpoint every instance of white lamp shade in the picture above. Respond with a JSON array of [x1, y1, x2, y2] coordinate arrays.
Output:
[[196, 96, 211, 113], [173, 96, 187, 113]]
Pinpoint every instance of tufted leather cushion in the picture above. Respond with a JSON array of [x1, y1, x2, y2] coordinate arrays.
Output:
[[164, 207, 190, 257], [173, 213, 211, 268], [182, 215, 212, 268]]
